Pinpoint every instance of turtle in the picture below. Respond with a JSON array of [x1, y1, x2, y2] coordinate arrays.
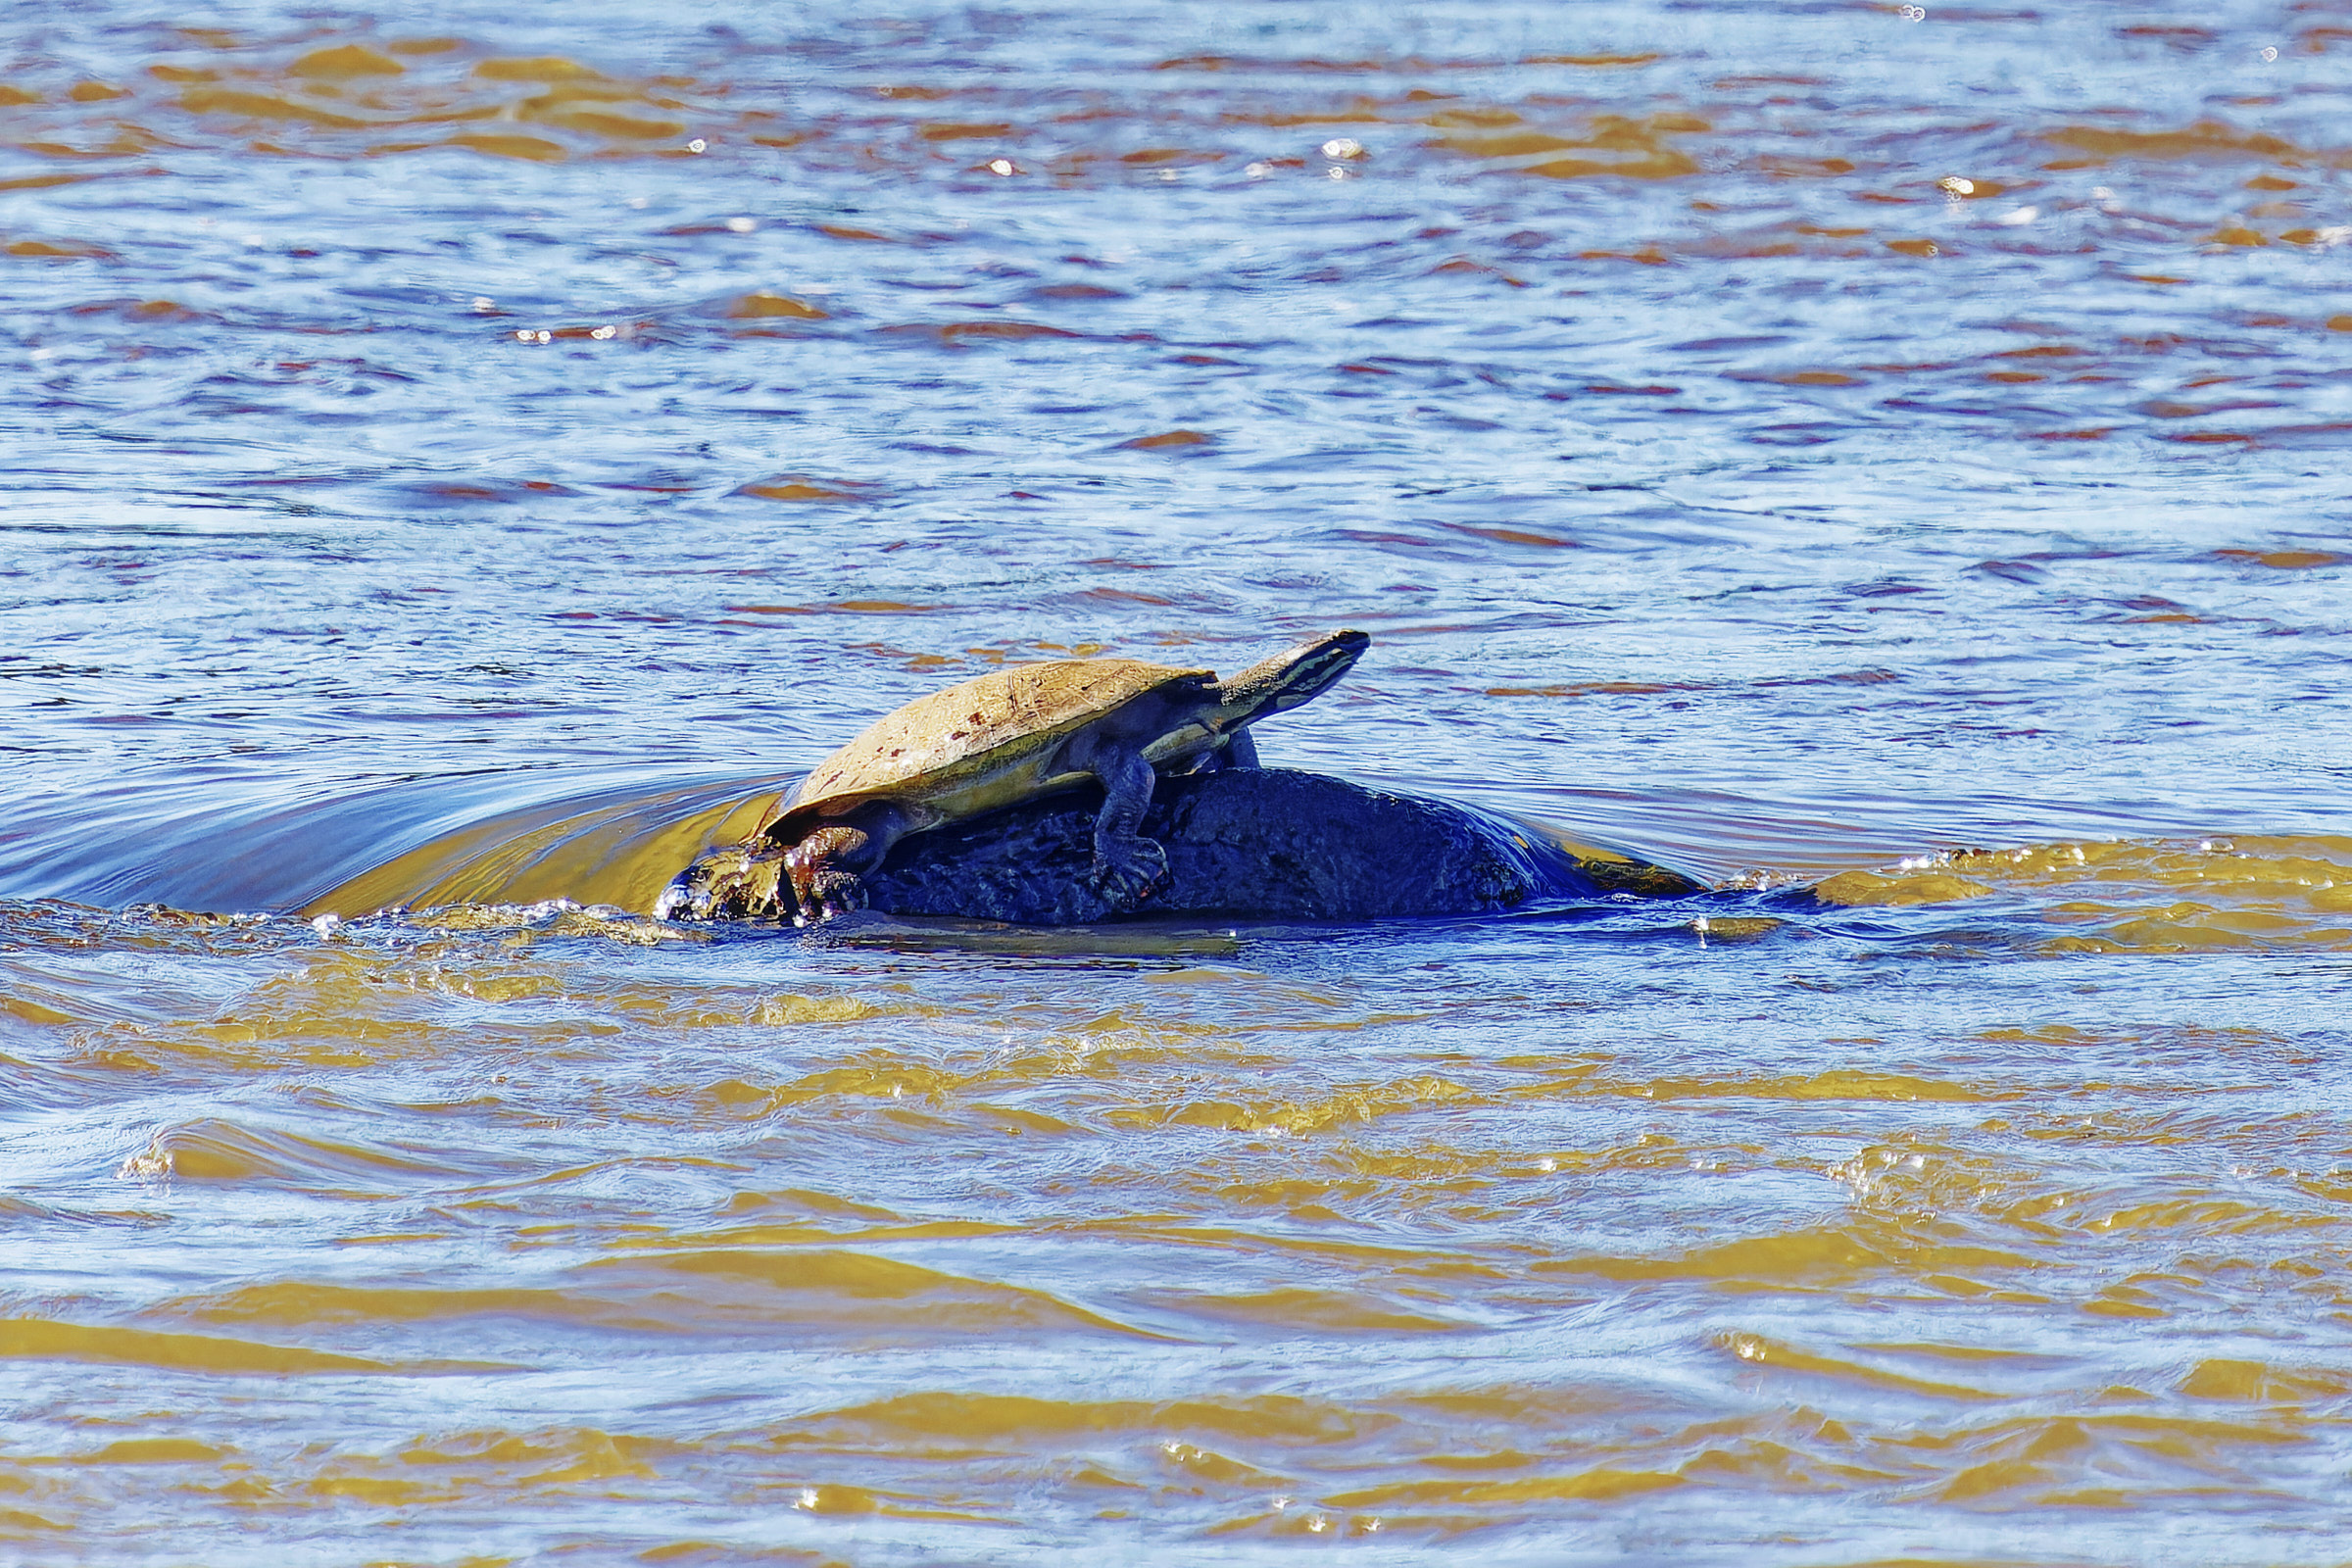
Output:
[[671, 628, 1368, 925]]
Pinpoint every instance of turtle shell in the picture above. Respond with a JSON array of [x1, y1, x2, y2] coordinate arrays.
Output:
[[771, 657, 1213, 833]]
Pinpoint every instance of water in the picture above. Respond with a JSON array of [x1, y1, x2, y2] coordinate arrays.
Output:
[[4, 2, 2351, 1561]]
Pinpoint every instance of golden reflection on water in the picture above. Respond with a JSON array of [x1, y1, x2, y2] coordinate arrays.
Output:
[[9, 826, 2352, 1552], [1815, 834, 2352, 952], [303, 777, 781, 919]]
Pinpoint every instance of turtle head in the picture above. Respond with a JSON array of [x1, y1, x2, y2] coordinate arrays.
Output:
[[1211, 628, 1369, 728]]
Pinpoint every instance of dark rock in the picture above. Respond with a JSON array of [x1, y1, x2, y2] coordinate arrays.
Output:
[[662, 768, 1701, 927]]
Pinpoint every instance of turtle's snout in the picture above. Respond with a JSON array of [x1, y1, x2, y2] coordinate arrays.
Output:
[[1216, 628, 1370, 720], [1299, 628, 1370, 672], [1262, 627, 1369, 711]]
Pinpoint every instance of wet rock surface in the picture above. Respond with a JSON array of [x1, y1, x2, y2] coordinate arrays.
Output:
[[662, 767, 1703, 926]]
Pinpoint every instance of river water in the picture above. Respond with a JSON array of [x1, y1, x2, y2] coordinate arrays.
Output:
[[4, 2, 2351, 1562]]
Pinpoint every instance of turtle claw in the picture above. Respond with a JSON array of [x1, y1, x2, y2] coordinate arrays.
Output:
[[1092, 837, 1171, 912], [788, 861, 867, 927]]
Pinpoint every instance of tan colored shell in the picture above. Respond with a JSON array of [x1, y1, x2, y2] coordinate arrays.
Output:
[[775, 657, 1211, 828]]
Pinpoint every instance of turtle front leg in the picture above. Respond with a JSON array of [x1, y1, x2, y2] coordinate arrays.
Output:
[[1085, 744, 1170, 910], [782, 802, 907, 926], [784, 827, 870, 925], [1168, 728, 1258, 775]]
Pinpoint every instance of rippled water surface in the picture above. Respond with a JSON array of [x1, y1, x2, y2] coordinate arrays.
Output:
[[5, 1, 2352, 1561]]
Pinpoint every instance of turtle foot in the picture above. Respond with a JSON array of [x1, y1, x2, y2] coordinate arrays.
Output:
[[659, 843, 787, 921], [788, 860, 868, 927], [1091, 836, 1170, 912]]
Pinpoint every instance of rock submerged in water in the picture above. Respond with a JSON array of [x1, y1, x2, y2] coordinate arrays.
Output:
[[662, 767, 1701, 926]]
